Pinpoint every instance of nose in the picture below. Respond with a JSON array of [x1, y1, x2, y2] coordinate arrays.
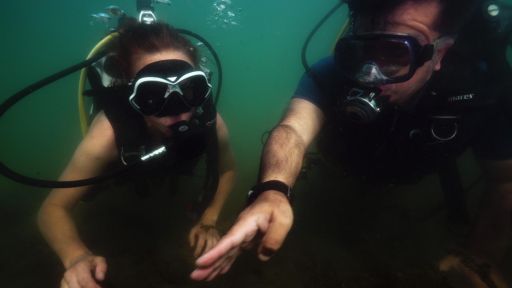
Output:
[[160, 111, 194, 126]]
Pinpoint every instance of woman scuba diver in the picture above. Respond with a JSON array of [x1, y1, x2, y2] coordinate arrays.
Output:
[[37, 18, 235, 288]]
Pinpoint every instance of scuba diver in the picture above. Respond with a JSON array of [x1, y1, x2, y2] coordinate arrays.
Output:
[[191, 0, 512, 286], [36, 9, 235, 288]]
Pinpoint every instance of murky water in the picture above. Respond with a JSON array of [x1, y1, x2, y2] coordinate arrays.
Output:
[[0, 0, 511, 287]]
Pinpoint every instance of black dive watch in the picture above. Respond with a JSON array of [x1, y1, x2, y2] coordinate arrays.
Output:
[[247, 180, 293, 205]]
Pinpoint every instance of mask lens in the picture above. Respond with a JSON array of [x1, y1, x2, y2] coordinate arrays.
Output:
[[178, 75, 209, 107], [130, 72, 210, 116], [336, 36, 413, 82], [133, 82, 169, 115], [372, 39, 412, 78]]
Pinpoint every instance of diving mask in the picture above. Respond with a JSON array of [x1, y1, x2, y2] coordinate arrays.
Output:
[[334, 33, 435, 86], [129, 60, 212, 117]]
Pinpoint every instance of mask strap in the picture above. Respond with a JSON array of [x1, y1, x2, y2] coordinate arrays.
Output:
[[428, 36, 455, 64], [418, 44, 435, 66], [434, 36, 455, 50]]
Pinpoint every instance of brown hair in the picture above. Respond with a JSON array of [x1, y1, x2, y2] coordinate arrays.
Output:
[[348, 0, 478, 36], [115, 18, 199, 79]]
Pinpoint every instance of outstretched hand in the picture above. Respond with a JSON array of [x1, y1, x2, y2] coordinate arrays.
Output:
[[190, 190, 293, 281], [60, 254, 107, 288]]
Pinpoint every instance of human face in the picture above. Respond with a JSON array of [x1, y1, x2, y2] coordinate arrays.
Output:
[[131, 50, 195, 138], [356, 0, 452, 106]]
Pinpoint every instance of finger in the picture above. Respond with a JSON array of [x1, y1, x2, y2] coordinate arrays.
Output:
[[63, 274, 80, 288], [206, 230, 221, 252], [205, 256, 231, 282], [206, 264, 223, 282], [194, 235, 237, 267], [93, 257, 108, 281], [190, 247, 240, 281], [68, 261, 101, 288], [203, 235, 214, 255], [196, 218, 259, 267], [60, 279, 69, 288], [210, 228, 220, 239], [206, 252, 237, 281], [220, 253, 238, 275], [240, 238, 256, 250], [194, 233, 207, 257], [76, 270, 101, 288], [257, 215, 292, 261]]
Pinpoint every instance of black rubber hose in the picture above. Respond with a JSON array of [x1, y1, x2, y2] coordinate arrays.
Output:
[[0, 162, 132, 188], [0, 51, 136, 188], [301, 1, 345, 73], [177, 28, 223, 106], [0, 52, 107, 118], [259, 1, 344, 147]]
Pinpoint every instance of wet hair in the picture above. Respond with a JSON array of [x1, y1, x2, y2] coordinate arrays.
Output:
[[115, 18, 198, 79], [347, 0, 479, 36]]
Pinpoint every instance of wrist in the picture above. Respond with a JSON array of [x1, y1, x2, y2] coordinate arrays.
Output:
[[200, 207, 218, 225], [258, 190, 290, 203], [64, 250, 92, 269], [247, 180, 292, 205]]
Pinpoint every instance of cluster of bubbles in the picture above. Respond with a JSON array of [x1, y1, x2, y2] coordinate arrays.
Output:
[[91, 2, 241, 29], [90, 5, 125, 31], [154, 0, 172, 5], [89, 1, 171, 30], [195, 43, 212, 78], [90, 12, 113, 29], [208, 0, 242, 28]]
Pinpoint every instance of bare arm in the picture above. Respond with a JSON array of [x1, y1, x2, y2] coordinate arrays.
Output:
[[37, 112, 117, 268], [191, 98, 324, 281], [189, 114, 236, 257], [260, 98, 325, 185], [201, 113, 236, 223]]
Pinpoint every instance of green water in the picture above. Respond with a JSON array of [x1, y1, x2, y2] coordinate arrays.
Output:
[[0, 0, 346, 193], [0, 0, 511, 287]]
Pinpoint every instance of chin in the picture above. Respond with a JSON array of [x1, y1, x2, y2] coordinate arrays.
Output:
[[387, 95, 402, 104], [159, 127, 173, 138], [380, 92, 397, 103]]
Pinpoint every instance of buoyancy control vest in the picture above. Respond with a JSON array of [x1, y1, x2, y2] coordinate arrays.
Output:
[[84, 58, 220, 207]]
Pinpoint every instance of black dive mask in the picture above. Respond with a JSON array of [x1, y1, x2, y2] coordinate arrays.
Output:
[[128, 60, 212, 117], [334, 33, 436, 123], [335, 33, 435, 86]]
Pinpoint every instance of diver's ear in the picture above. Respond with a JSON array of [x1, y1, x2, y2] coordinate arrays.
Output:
[[433, 37, 455, 71]]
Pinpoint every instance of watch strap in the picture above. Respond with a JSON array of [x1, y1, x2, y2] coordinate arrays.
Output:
[[247, 180, 292, 205]]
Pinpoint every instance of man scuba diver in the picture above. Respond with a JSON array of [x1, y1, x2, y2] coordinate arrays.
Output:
[[191, 0, 512, 286], [37, 13, 235, 288]]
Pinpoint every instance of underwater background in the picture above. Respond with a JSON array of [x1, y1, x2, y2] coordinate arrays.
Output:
[[0, 0, 511, 287]]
